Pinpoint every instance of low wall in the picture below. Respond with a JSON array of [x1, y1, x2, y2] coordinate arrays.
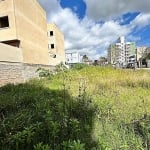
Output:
[[0, 62, 24, 86], [0, 61, 55, 86], [23, 63, 55, 80]]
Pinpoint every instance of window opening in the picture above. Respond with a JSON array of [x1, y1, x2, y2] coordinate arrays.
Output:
[[51, 44, 54, 49], [50, 31, 53, 36], [0, 16, 9, 28]]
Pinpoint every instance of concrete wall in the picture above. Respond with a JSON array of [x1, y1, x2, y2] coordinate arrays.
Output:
[[14, 0, 49, 65], [0, 62, 24, 86], [47, 23, 65, 65], [0, 43, 23, 62]]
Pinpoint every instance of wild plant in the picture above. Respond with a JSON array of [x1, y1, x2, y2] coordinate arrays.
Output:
[[0, 66, 150, 149], [33, 142, 50, 150]]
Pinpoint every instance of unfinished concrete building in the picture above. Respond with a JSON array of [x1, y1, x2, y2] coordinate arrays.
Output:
[[0, 0, 65, 86], [0, 0, 49, 64], [47, 23, 65, 65]]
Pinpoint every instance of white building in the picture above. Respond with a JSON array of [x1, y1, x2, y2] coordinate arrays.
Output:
[[108, 36, 136, 67], [65, 52, 82, 64], [136, 47, 150, 68]]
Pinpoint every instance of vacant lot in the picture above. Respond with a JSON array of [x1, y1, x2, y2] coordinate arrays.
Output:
[[0, 66, 150, 149]]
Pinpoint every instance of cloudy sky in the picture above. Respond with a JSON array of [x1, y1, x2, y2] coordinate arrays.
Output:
[[38, 0, 150, 59]]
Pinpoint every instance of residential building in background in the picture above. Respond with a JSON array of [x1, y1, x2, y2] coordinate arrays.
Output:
[[108, 44, 116, 64], [136, 47, 147, 61], [115, 36, 126, 65], [125, 42, 136, 64], [65, 52, 82, 65], [47, 23, 65, 65], [145, 47, 150, 55], [0, 0, 65, 86], [81, 54, 93, 65], [108, 36, 136, 67], [136, 47, 150, 68]]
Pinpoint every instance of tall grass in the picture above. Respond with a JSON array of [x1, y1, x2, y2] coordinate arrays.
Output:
[[0, 66, 150, 149], [50, 66, 150, 149]]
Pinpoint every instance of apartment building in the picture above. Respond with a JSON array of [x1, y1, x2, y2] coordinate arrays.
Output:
[[108, 36, 136, 67], [136, 47, 150, 68], [136, 47, 147, 61], [108, 44, 116, 64], [125, 42, 136, 64], [0, 0, 65, 85], [47, 23, 65, 65]]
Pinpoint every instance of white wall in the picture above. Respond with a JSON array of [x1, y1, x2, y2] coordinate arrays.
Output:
[[65, 52, 82, 64]]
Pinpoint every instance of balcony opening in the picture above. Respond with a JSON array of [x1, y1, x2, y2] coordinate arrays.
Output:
[[1, 40, 20, 48], [0, 16, 9, 28]]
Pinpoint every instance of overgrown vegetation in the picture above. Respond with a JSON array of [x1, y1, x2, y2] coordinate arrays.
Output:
[[0, 66, 150, 149], [71, 63, 88, 70]]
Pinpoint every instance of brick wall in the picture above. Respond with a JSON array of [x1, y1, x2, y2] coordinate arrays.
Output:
[[0, 62, 24, 86], [0, 61, 55, 86]]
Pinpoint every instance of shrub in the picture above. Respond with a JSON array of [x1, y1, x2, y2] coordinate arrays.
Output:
[[71, 63, 88, 70], [36, 68, 53, 78], [55, 62, 68, 73], [0, 82, 97, 149]]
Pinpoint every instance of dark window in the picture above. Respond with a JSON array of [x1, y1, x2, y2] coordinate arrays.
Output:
[[48, 44, 55, 49], [50, 31, 53, 36], [0, 16, 9, 28], [51, 44, 54, 49]]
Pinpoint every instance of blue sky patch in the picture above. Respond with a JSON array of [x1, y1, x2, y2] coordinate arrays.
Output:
[[59, 0, 86, 19], [120, 12, 140, 25], [135, 25, 150, 46]]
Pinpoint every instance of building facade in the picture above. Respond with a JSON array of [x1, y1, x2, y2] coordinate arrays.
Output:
[[125, 42, 136, 64], [0, 0, 49, 65], [0, 0, 65, 86], [136, 47, 147, 61], [108, 44, 116, 64], [65, 52, 82, 64], [108, 36, 136, 67], [47, 23, 65, 65], [136, 47, 150, 68]]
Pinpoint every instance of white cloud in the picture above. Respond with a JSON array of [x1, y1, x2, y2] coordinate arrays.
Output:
[[83, 0, 150, 20], [130, 13, 150, 28], [38, 0, 150, 59]]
